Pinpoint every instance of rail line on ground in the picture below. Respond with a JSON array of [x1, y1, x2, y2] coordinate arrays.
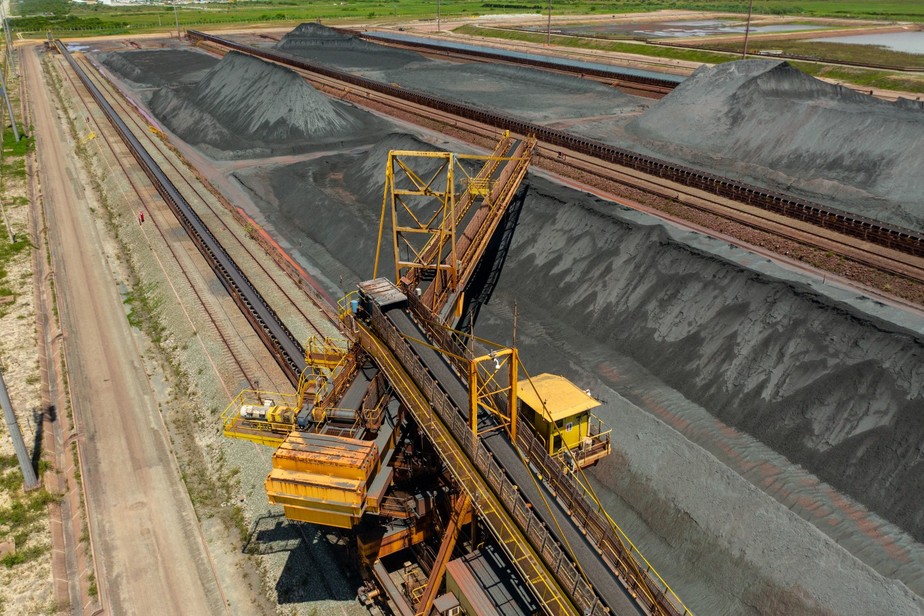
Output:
[[190, 31, 924, 289], [77, 51, 330, 347], [56, 50, 266, 394], [343, 29, 680, 98], [188, 30, 924, 265], [57, 40, 307, 385]]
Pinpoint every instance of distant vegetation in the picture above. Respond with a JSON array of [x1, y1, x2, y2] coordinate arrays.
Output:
[[7, 0, 924, 37], [459, 23, 924, 93], [796, 62, 924, 94], [455, 24, 736, 63], [16, 0, 70, 16], [690, 39, 924, 70], [628, 1, 924, 20]]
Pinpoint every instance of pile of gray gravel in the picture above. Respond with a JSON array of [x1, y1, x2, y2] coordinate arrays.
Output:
[[148, 51, 380, 158], [276, 22, 427, 71], [275, 23, 647, 122], [626, 59, 924, 232], [98, 48, 218, 90]]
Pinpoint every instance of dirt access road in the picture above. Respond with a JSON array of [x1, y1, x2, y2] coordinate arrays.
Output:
[[23, 44, 228, 615]]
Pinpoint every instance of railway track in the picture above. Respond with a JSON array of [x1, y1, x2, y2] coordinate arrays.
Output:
[[188, 30, 924, 274], [77, 51, 330, 347], [55, 52, 262, 392], [57, 40, 308, 386]]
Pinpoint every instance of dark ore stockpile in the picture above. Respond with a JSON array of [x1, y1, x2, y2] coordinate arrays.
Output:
[[625, 60, 924, 233], [101, 31, 924, 615], [104, 49, 390, 159], [273, 24, 648, 122], [98, 48, 219, 90], [234, 137, 924, 615], [276, 22, 428, 72], [276, 26, 924, 235]]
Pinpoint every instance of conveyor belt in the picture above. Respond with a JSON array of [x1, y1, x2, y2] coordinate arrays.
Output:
[[356, 315, 580, 615], [352, 29, 682, 89], [385, 307, 643, 616], [340, 364, 374, 410]]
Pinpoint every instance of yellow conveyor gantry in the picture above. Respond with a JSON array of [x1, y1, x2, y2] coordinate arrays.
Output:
[[355, 316, 582, 616], [218, 132, 691, 616]]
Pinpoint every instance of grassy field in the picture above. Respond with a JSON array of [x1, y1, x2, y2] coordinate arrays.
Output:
[[458, 23, 924, 93], [9, 0, 924, 37], [749, 0, 924, 20], [681, 39, 924, 69], [9, 1, 924, 91], [455, 24, 736, 63], [12, 0, 500, 36], [796, 62, 924, 93]]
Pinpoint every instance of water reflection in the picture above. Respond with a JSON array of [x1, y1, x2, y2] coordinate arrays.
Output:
[[810, 31, 924, 55], [524, 19, 824, 39]]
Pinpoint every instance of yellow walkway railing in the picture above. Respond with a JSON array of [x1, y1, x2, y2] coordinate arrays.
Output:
[[357, 321, 581, 616]]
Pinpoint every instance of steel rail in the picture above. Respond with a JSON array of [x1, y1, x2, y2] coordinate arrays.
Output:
[[654, 40, 924, 73], [56, 41, 306, 384], [187, 30, 924, 259], [80, 53, 331, 342], [60, 52, 262, 392]]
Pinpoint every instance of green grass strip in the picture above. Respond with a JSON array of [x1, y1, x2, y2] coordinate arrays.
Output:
[[454, 24, 740, 64]]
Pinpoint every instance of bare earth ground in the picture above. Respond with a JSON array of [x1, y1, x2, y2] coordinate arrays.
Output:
[[24, 44, 233, 616], [30, 40, 361, 616], [0, 83, 54, 615]]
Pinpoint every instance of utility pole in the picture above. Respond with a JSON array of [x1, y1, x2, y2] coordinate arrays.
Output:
[[436, 0, 440, 33], [742, 0, 754, 59], [0, 0, 18, 143], [0, 4, 15, 78], [0, 366, 40, 491], [546, 0, 551, 46], [0, 66, 19, 143], [173, 0, 181, 40], [0, 126, 11, 241], [0, 58, 8, 243]]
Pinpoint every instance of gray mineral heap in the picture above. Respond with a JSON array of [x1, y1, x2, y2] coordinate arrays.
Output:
[[98, 27, 924, 615], [147, 51, 378, 157], [627, 59, 924, 232]]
